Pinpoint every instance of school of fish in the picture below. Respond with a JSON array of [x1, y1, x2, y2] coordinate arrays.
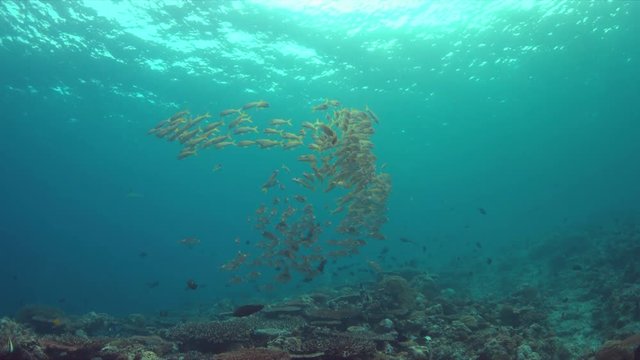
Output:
[[149, 99, 390, 286]]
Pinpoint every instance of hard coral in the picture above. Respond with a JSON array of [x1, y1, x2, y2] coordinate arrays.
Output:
[[15, 304, 67, 334], [289, 328, 376, 359], [377, 275, 416, 316], [39, 334, 106, 359], [168, 319, 252, 353], [0, 317, 48, 359], [100, 335, 176, 358], [595, 333, 640, 360]]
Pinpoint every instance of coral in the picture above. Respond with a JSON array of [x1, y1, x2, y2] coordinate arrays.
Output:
[[290, 327, 377, 359], [410, 273, 440, 299], [516, 344, 541, 360], [498, 304, 546, 328], [595, 333, 640, 360], [38, 334, 107, 359], [376, 275, 416, 316], [0, 317, 48, 359], [214, 347, 291, 360], [15, 304, 67, 334], [167, 319, 253, 353], [101, 335, 176, 358], [596, 285, 640, 337]]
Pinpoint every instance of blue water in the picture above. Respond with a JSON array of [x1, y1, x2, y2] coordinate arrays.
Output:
[[1, 0, 639, 317]]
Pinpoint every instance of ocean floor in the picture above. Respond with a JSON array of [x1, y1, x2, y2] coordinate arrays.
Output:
[[1, 221, 639, 360]]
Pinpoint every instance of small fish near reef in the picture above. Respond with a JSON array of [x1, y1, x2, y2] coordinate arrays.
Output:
[[232, 304, 264, 317], [178, 237, 200, 248], [186, 279, 198, 290]]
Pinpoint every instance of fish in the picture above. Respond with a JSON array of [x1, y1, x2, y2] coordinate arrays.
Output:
[[228, 114, 252, 128], [281, 132, 303, 141], [292, 177, 314, 191], [297, 154, 317, 163], [399, 237, 415, 244], [276, 267, 292, 283], [270, 119, 292, 126], [220, 108, 240, 117], [236, 140, 257, 147], [317, 258, 327, 273], [203, 135, 231, 147], [302, 121, 317, 130], [367, 260, 383, 273], [232, 304, 264, 317], [177, 149, 197, 160], [264, 128, 283, 135], [169, 110, 190, 122], [186, 279, 198, 290], [212, 163, 223, 172], [214, 141, 235, 149], [282, 140, 303, 149], [185, 135, 208, 147], [255, 139, 281, 149], [147, 120, 168, 135], [262, 231, 278, 242], [204, 120, 225, 131], [241, 100, 269, 110], [364, 106, 379, 124], [147, 281, 159, 288], [478, 207, 487, 215], [184, 112, 211, 130], [178, 237, 200, 247], [311, 102, 329, 112], [234, 126, 258, 135], [261, 170, 279, 192], [327, 99, 340, 107], [177, 129, 199, 144], [318, 124, 335, 138], [221, 251, 249, 271]]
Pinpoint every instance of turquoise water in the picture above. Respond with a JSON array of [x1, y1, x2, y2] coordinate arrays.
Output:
[[0, 0, 638, 317]]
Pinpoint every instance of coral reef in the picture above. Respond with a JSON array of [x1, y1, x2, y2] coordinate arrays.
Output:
[[167, 319, 253, 353], [1, 222, 639, 359], [594, 334, 640, 360]]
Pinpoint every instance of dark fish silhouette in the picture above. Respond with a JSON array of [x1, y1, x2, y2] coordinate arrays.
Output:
[[232, 304, 264, 317], [186, 279, 198, 290], [478, 207, 487, 215], [317, 259, 327, 273]]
